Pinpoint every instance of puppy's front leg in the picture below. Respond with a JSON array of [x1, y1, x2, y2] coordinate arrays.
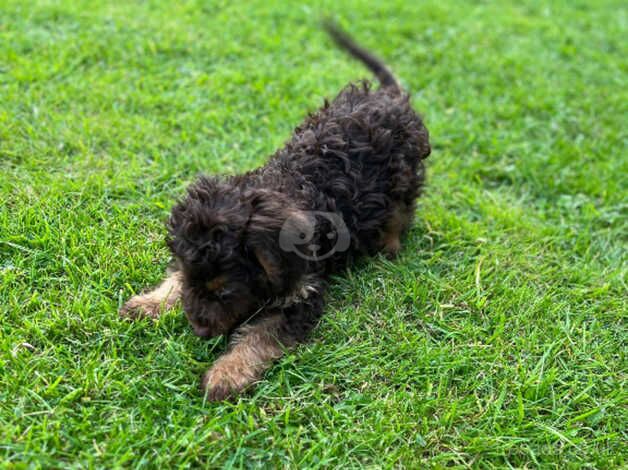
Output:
[[201, 313, 289, 401], [202, 294, 324, 401], [120, 270, 183, 319]]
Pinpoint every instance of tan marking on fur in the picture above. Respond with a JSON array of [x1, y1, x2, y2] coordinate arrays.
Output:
[[202, 314, 291, 400], [381, 203, 414, 257], [120, 271, 183, 319], [254, 248, 281, 286], [206, 275, 227, 292]]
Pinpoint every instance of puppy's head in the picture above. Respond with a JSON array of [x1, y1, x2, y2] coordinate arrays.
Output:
[[166, 176, 308, 337]]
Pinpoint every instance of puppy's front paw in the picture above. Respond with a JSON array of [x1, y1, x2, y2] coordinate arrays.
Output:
[[119, 295, 162, 320], [201, 361, 256, 401]]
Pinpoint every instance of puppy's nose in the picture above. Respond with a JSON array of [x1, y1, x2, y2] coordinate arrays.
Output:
[[308, 244, 320, 252], [193, 325, 211, 338]]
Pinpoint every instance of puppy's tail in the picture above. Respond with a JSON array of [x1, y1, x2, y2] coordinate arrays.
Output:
[[323, 19, 401, 93]]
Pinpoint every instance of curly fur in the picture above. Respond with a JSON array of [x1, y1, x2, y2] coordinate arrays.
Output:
[[121, 23, 431, 400]]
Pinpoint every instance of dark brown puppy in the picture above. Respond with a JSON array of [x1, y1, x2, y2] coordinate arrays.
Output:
[[120, 23, 431, 400]]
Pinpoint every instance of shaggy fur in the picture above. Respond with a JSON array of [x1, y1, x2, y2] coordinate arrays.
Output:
[[120, 23, 431, 400]]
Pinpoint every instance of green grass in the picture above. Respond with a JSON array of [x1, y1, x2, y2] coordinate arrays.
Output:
[[1, 0, 626, 467]]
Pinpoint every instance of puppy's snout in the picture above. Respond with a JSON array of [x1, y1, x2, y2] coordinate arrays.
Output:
[[187, 300, 225, 338], [192, 324, 211, 337], [308, 244, 320, 252]]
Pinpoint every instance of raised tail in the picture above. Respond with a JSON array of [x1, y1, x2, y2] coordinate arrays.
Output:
[[323, 20, 400, 92]]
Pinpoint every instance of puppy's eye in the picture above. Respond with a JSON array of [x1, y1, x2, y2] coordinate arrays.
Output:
[[215, 287, 235, 302]]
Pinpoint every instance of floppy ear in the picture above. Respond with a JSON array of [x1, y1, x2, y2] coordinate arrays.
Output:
[[244, 189, 309, 292], [252, 247, 283, 288]]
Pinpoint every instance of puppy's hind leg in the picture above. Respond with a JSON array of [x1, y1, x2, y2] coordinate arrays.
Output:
[[381, 202, 414, 258], [120, 270, 183, 320]]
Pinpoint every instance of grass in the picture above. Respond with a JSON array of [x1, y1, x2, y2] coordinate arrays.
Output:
[[1, 0, 626, 467]]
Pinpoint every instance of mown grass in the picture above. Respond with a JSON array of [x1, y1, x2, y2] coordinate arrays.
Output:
[[1, 0, 626, 467]]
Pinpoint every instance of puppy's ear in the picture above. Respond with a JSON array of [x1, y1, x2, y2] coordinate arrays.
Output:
[[244, 189, 308, 292], [252, 247, 283, 288]]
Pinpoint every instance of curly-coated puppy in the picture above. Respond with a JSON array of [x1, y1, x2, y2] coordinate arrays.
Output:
[[120, 23, 431, 400]]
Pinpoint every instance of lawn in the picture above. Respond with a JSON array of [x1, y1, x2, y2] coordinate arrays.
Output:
[[1, 0, 626, 467]]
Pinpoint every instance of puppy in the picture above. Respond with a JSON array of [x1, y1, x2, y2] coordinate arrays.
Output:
[[120, 22, 431, 400]]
